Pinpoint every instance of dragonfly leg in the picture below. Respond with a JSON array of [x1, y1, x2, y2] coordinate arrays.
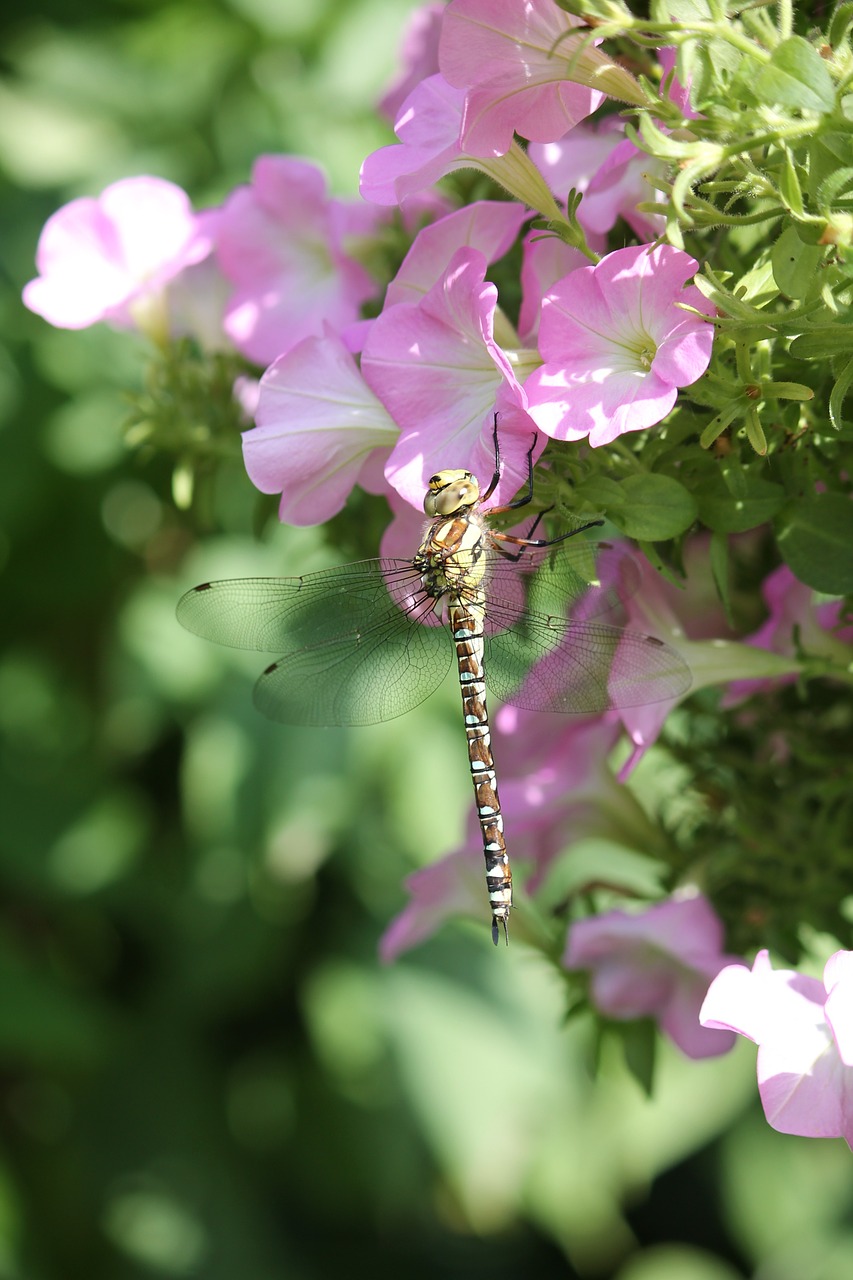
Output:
[[482, 418, 540, 512], [491, 519, 605, 560]]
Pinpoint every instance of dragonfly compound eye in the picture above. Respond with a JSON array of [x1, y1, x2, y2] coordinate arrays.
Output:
[[423, 470, 479, 516]]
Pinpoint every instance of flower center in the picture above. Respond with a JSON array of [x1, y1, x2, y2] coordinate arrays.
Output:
[[621, 329, 657, 371]]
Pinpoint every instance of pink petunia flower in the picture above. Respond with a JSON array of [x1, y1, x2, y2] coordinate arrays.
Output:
[[383, 199, 528, 308], [242, 331, 397, 525], [216, 155, 381, 366], [529, 118, 666, 254], [378, 2, 445, 124], [439, 0, 622, 157], [525, 243, 715, 447], [361, 246, 543, 510], [566, 892, 741, 1059], [700, 949, 853, 1148], [23, 175, 213, 339], [658, 46, 699, 120]]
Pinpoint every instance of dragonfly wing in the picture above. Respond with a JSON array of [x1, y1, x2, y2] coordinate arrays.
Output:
[[176, 560, 430, 651], [485, 539, 641, 626], [177, 560, 452, 726], [484, 612, 691, 714], [253, 602, 452, 726]]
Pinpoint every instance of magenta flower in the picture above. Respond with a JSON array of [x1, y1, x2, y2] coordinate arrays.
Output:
[[604, 540, 803, 777], [439, 0, 615, 156], [23, 176, 212, 338], [517, 231, 587, 345], [216, 155, 380, 366], [242, 331, 397, 525], [581, 136, 667, 243], [566, 893, 741, 1059], [700, 950, 853, 1148], [360, 75, 565, 224], [658, 46, 699, 120], [380, 846, 489, 962], [724, 563, 853, 706], [525, 244, 715, 447], [380, 711, 631, 960], [361, 246, 542, 509]]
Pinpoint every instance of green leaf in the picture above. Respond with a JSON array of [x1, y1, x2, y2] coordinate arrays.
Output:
[[771, 225, 824, 299], [816, 166, 853, 210], [699, 401, 746, 449], [789, 326, 853, 360], [775, 493, 853, 593], [744, 409, 767, 456], [753, 37, 836, 114], [778, 150, 804, 217], [694, 470, 785, 532], [809, 133, 853, 202], [709, 529, 734, 626], [617, 1018, 658, 1098], [829, 2, 853, 49], [829, 353, 853, 430], [573, 475, 626, 508], [606, 474, 697, 540]]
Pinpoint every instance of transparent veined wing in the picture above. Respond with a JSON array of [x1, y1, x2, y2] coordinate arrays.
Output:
[[482, 538, 642, 628], [177, 560, 452, 726], [177, 559, 440, 650], [176, 541, 690, 723], [483, 614, 690, 713], [478, 540, 691, 713]]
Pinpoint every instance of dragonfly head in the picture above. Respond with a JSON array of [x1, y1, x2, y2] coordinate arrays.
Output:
[[423, 469, 480, 517]]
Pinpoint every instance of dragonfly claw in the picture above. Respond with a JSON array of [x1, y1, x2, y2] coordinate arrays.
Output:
[[492, 916, 509, 947]]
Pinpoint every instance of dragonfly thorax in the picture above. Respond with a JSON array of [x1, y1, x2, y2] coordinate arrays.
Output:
[[423, 469, 480, 517], [414, 510, 489, 604]]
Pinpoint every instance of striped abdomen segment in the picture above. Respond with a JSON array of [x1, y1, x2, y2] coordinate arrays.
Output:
[[449, 598, 511, 945]]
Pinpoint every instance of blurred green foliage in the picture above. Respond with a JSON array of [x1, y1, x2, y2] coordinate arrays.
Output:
[[1, 2, 852, 1278]]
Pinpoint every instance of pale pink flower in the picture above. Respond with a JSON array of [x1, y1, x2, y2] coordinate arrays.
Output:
[[216, 155, 380, 366], [700, 949, 853, 1148], [361, 246, 543, 509], [530, 119, 666, 249], [724, 563, 853, 705], [242, 331, 397, 525], [163, 256, 232, 352], [23, 176, 212, 338], [439, 0, 609, 156], [360, 75, 565, 223], [378, 2, 444, 123], [566, 893, 740, 1059], [525, 244, 715, 447], [360, 75, 477, 206], [581, 135, 667, 242]]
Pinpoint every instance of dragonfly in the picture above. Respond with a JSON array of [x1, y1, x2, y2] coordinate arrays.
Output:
[[177, 426, 691, 945]]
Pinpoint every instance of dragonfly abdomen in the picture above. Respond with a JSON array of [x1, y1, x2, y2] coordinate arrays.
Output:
[[449, 598, 511, 945]]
